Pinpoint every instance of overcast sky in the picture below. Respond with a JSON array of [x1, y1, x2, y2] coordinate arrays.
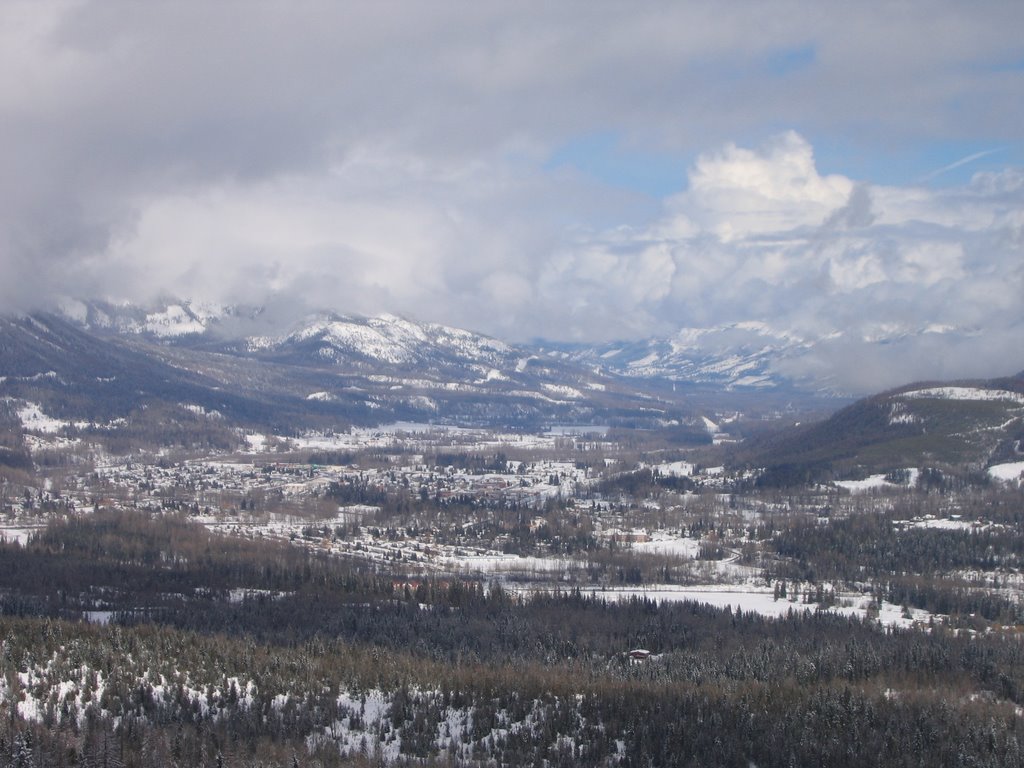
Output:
[[1, 1, 1022, 388]]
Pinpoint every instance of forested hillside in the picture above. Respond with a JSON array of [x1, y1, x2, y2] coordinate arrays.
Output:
[[735, 375, 1024, 485], [2, 511, 1024, 766]]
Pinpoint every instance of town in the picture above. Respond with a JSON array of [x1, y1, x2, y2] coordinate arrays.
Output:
[[6, 407, 1016, 635]]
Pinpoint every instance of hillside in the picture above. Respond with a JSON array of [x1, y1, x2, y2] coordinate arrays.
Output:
[[735, 375, 1024, 484]]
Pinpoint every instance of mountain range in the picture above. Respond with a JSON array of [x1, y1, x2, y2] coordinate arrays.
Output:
[[51, 298, 842, 413], [0, 303, 710, 436], [57, 297, 992, 397], [2, 298, 1021, 483]]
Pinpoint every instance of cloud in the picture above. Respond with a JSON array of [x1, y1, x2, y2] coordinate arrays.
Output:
[[681, 131, 853, 241], [38, 128, 1024, 391], [920, 148, 1006, 182], [0, 3, 1022, 391], [543, 133, 1023, 389]]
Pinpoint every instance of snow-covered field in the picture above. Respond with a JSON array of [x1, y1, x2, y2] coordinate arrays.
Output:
[[989, 461, 1024, 484], [433, 553, 578, 574], [629, 534, 701, 558], [834, 475, 890, 493], [900, 516, 996, 532], [834, 469, 918, 493], [647, 460, 694, 477], [529, 583, 937, 629], [570, 584, 798, 617], [0, 527, 42, 545]]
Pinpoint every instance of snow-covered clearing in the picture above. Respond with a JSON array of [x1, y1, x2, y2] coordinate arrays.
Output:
[[244, 433, 269, 451], [0, 527, 41, 545], [541, 383, 584, 400], [834, 475, 890, 492], [834, 469, 918, 493], [14, 401, 67, 433], [629, 535, 700, 558], [433, 553, 577, 574], [647, 460, 694, 477], [898, 516, 997, 532], [24, 434, 82, 452], [989, 461, 1024, 484], [561, 584, 937, 629]]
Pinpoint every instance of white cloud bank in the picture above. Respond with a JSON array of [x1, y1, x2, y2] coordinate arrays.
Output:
[[538, 132, 1023, 389], [72, 130, 1022, 391], [0, 3, 1021, 391]]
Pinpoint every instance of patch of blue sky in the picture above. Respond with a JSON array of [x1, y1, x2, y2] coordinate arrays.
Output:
[[764, 44, 815, 76], [979, 55, 1024, 73], [544, 132, 690, 199]]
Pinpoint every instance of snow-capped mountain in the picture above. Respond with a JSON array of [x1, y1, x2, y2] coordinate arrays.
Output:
[[55, 299, 811, 392], [57, 300, 520, 377], [15, 297, 1011, 439], [38, 302, 709, 431], [56, 297, 987, 400], [244, 312, 516, 374], [543, 322, 812, 392], [221, 311, 694, 427], [546, 321, 987, 396]]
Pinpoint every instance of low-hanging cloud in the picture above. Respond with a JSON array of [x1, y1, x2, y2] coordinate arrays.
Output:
[[18, 128, 1024, 392], [0, 3, 1022, 392]]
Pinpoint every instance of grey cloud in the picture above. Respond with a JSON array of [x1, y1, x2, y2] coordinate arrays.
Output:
[[823, 184, 876, 230]]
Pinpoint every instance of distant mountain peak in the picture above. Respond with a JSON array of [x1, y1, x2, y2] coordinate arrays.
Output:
[[55, 297, 250, 339], [261, 312, 515, 370]]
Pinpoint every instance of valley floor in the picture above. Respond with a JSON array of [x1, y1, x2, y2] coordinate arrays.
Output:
[[2, 418, 1024, 765]]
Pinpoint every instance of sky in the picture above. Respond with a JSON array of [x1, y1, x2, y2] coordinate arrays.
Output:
[[1, 1, 1022, 390]]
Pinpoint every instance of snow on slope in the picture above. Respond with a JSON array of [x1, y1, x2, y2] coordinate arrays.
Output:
[[294, 318, 417, 364], [142, 302, 227, 337], [266, 313, 514, 369], [900, 387, 1024, 404], [59, 298, 231, 338], [14, 401, 67, 434]]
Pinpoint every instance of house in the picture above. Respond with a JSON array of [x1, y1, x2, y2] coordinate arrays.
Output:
[[610, 529, 651, 544]]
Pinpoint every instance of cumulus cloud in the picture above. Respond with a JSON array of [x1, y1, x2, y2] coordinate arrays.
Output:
[[536, 133, 1023, 389], [681, 131, 853, 241]]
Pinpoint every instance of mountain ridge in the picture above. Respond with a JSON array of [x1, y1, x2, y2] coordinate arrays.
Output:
[[51, 298, 829, 395], [0, 310, 719, 436], [52, 297, 996, 399], [734, 374, 1024, 485]]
